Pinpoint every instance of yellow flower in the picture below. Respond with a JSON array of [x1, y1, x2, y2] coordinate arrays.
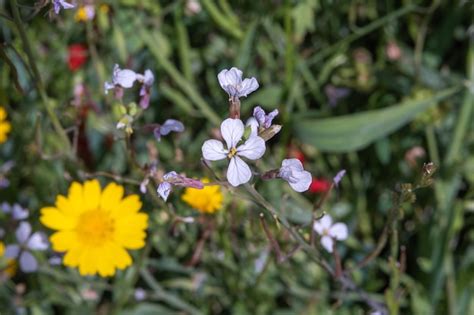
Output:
[[0, 107, 11, 144], [0, 241, 16, 278], [40, 180, 148, 277], [181, 178, 223, 214], [74, 5, 95, 22]]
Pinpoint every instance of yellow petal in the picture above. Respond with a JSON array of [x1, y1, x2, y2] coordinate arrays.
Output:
[[50, 231, 78, 251], [68, 182, 84, 213], [40, 207, 77, 230], [111, 195, 142, 217], [114, 232, 146, 249], [83, 180, 101, 211], [97, 245, 115, 277], [115, 213, 148, 232], [79, 246, 99, 276], [100, 183, 124, 212], [63, 245, 83, 267], [109, 242, 132, 269]]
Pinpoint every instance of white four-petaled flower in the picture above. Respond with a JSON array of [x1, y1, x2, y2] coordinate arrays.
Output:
[[202, 118, 266, 187], [104, 64, 138, 93], [313, 215, 348, 253], [278, 159, 312, 192], [217, 67, 259, 99]]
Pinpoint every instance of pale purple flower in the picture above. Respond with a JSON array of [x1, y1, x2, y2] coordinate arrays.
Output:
[[333, 169, 346, 186], [246, 117, 259, 137], [5, 222, 48, 272], [278, 159, 312, 192], [217, 67, 259, 99], [104, 64, 139, 94], [325, 85, 350, 107], [253, 106, 278, 129], [202, 118, 266, 187], [134, 288, 147, 301], [138, 69, 154, 109], [313, 215, 348, 253], [157, 171, 204, 201], [1, 203, 29, 220], [153, 119, 184, 141], [53, 0, 75, 14]]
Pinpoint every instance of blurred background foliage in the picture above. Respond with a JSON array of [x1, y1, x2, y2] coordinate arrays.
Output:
[[0, 0, 473, 314]]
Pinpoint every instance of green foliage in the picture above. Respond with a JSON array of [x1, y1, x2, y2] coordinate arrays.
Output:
[[0, 0, 473, 314]]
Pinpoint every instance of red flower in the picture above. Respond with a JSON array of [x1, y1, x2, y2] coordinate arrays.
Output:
[[309, 178, 331, 193], [68, 44, 88, 71]]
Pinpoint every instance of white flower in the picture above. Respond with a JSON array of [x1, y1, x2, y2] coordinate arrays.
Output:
[[53, 0, 75, 14], [217, 67, 259, 98], [313, 215, 348, 253], [202, 118, 266, 186], [278, 159, 312, 192], [104, 64, 139, 94]]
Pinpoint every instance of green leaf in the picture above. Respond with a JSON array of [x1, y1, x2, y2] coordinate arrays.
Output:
[[293, 87, 461, 152]]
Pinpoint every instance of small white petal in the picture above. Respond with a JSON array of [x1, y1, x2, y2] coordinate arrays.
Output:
[[16, 222, 32, 243], [143, 69, 155, 86], [5, 245, 20, 258], [220, 118, 244, 149], [239, 77, 259, 97], [288, 170, 312, 192], [217, 68, 242, 88], [157, 182, 172, 201], [246, 117, 259, 137], [227, 156, 252, 187], [27, 232, 48, 251], [329, 223, 348, 241], [281, 158, 304, 172], [20, 251, 38, 273], [163, 171, 178, 181], [114, 69, 137, 88], [237, 136, 266, 160], [321, 236, 334, 253], [202, 140, 227, 161], [313, 215, 333, 235]]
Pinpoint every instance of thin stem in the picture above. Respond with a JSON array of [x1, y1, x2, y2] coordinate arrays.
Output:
[[9, 0, 72, 155]]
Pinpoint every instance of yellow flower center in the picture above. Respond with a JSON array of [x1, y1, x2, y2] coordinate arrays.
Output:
[[76, 210, 114, 246], [228, 147, 237, 159]]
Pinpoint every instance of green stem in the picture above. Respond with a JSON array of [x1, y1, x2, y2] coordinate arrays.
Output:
[[10, 0, 71, 155], [201, 0, 243, 39]]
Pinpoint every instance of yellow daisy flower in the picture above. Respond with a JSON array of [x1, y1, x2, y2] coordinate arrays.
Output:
[[0, 241, 16, 278], [0, 107, 11, 144], [40, 180, 148, 277], [181, 178, 223, 214]]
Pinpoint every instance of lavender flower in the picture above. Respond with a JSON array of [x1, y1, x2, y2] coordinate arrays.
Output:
[[1, 203, 29, 220], [139, 69, 154, 109], [202, 118, 266, 186], [278, 159, 312, 192], [157, 171, 204, 201], [53, 0, 75, 14], [5, 222, 48, 272], [253, 106, 279, 129], [333, 169, 346, 186], [325, 85, 350, 107], [217, 67, 259, 99], [153, 119, 185, 141]]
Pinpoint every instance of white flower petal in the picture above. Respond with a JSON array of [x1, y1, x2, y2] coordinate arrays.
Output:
[[246, 117, 259, 137], [227, 156, 252, 187], [281, 158, 304, 172], [313, 215, 332, 235], [239, 77, 259, 97], [220, 118, 244, 149], [114, 69, 137, 88], [20, 251, 38, 273], [237, 136, 265, 160], [16, 222, 32, 243], [5, 245, 20, 259], [157, 182, 172, 201], [27, 232, 48, 251], [329, 223, 348, 240], [202, 140, 227, 161], [288, 170, 312, 192], [321, 236, 334, 253], [217, 68, 243, 88]]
